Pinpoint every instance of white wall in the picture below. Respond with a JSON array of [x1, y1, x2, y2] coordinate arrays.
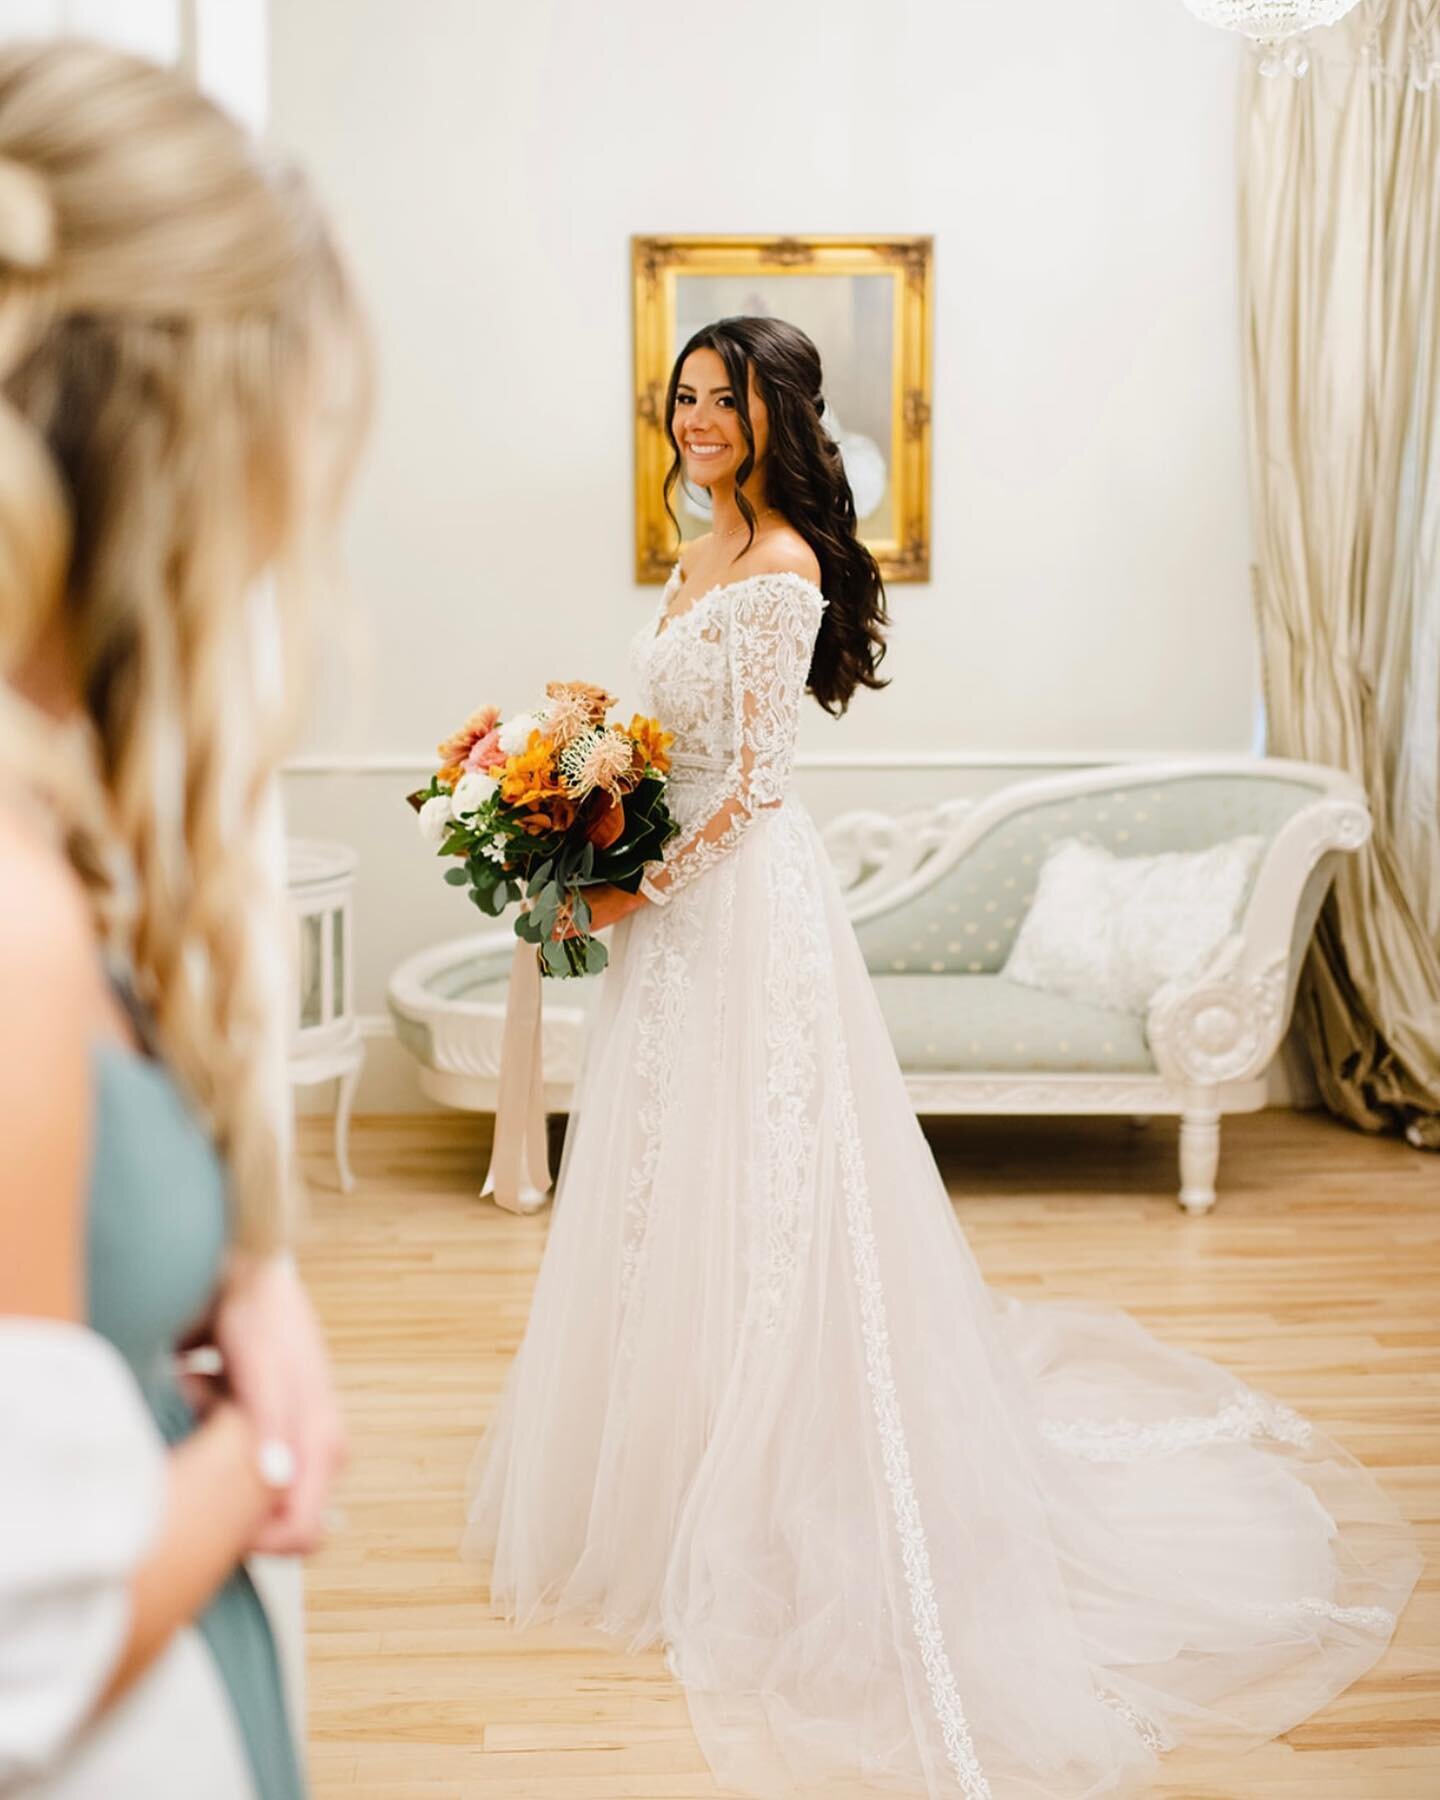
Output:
[[0, 0, 179, 57], [268, 0, 1259, 1109], [0, 2, 267, 131]]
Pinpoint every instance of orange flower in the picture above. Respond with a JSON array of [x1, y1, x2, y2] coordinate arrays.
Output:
[[499, 732, 566, 810], [436, 704, 501, 784], [628, 713, 673, 775], [518, 796, 576, 836]]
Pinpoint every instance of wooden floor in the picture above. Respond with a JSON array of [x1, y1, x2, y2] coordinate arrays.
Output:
[[296, 1110, 1439, 1800]]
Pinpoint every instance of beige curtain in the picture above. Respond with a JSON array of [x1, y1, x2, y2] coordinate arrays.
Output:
[[1241, 0, 1440, 1148]]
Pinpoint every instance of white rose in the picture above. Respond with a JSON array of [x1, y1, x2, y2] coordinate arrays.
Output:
[[452, 769, 497, 817], [497, 710, 544, 757], [417, 792, 454, 846]]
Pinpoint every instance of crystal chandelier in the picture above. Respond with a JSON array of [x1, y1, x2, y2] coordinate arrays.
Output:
[[1181, 0, 1365, 76]]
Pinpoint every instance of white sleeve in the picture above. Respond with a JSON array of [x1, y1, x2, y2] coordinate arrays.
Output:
[[640, 576, 824, 905], [0, 1319, 166, 1790]]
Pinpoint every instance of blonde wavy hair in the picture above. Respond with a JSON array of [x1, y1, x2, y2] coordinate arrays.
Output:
[[0, 42, 368, 1251]]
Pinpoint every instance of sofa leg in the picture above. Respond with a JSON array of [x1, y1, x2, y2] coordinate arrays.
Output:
[[1178, 1106, 1221, 1214]]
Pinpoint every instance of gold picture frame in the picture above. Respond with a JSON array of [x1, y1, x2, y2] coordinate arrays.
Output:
[[632, 234, 934, 584]]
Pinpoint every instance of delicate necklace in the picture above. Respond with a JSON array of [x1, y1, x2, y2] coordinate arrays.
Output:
[[717, 508, 780, 539]]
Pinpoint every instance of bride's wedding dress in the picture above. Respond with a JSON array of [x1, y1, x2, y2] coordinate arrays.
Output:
[[465, 569, 1418, 1799]]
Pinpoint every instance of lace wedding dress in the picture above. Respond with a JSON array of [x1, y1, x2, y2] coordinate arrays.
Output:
[[464, 569, 1419, 1799]]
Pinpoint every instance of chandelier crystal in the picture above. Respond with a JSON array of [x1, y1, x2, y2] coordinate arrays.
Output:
[[1181, 0, 1365, 75]]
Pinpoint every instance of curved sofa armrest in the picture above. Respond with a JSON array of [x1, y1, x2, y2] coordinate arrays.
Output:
[[840, 756, 1360, 932], [387, 929, 518, 1018], [826, 799, 976, 916], [1146, 794, 1371, 1086]]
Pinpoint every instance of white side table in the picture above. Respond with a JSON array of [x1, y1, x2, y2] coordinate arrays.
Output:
[[287, 838, 364, 1193]]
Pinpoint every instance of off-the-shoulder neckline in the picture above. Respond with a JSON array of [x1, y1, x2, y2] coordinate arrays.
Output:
[[653, 564, 825, 642]]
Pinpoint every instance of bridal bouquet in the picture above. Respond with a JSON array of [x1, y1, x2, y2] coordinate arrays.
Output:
[[408, 683, 676, 978]]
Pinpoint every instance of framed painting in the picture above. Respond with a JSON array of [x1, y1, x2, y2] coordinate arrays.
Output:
[[632, 234, 934, 583]]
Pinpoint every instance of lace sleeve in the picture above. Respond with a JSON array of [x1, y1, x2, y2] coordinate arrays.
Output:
[[640, 574, 824, 906]]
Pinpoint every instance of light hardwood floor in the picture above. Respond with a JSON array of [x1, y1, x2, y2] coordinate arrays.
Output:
[[297, 1109, 1438, 1800]]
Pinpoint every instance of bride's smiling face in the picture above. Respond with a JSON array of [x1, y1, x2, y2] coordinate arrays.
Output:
[[673, 346, 769, 490]]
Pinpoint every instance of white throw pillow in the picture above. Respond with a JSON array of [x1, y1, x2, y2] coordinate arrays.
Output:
[[1001, 835, 1266, 1015]]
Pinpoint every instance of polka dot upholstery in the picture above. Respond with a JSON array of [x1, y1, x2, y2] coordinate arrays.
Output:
[[853, 774, 1320, 978], [872, 975, 1153, 1073]]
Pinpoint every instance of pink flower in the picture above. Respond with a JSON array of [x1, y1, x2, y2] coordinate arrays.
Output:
[[436, 704, 501, 784], [466, 727, 507, 774]]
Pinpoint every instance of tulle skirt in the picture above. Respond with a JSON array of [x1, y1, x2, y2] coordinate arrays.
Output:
[[464, 792, 1419, 1799]]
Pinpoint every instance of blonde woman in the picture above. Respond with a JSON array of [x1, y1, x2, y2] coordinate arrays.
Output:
[[0, 43, 365, 1799]]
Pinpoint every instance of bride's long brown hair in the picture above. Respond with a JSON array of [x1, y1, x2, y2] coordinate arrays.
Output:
[[0, 42, 369, 1250], [663, 315, 888, 717]]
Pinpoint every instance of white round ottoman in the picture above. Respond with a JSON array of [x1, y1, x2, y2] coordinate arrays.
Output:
[[386, 931, 600, 1114]]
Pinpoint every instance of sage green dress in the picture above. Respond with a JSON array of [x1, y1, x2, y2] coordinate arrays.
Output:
[[87, 974, 306, 1800]]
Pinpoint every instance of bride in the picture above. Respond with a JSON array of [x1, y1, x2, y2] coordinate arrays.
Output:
[[464, 316, 1418, 1799]]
